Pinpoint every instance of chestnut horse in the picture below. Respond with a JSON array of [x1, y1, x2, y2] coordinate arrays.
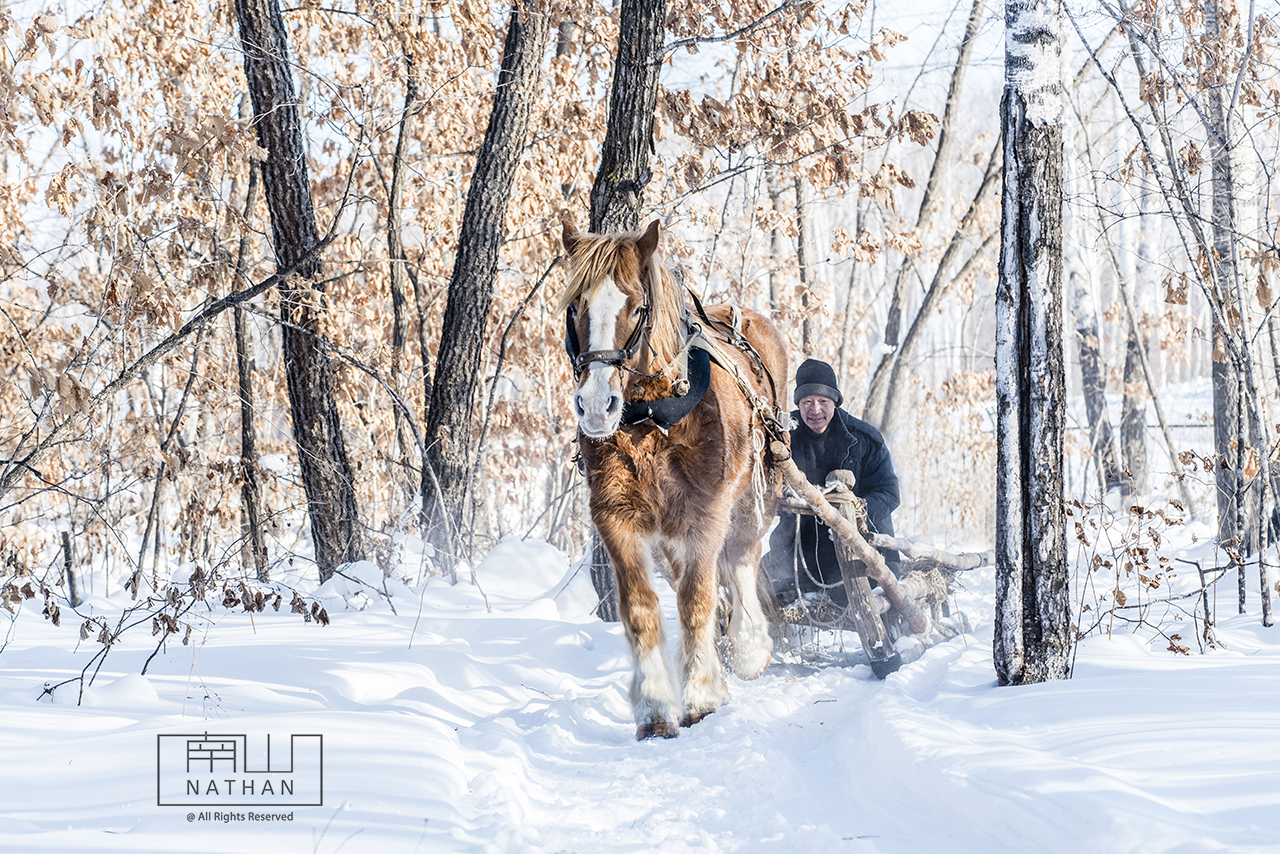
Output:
[[559, 219, 789, 739]]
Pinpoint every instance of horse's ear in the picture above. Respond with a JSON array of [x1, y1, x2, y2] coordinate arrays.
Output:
[[562, 219, 581, 255], [636, 219, 660, 263]]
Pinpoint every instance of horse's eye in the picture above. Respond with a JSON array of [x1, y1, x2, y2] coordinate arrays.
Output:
[[631, 306, 643, 318]]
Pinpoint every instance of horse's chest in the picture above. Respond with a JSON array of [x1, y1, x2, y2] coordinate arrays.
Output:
[[589, 433, 720, 507]]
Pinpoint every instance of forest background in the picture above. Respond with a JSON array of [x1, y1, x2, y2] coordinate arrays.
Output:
[[1, 0, 1277, 648]]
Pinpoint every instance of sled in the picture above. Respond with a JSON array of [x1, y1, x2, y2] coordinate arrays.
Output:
[[771, 444, 990, 678]]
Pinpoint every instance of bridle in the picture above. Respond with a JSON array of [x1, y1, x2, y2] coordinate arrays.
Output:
[[564, 297, 657, 379]]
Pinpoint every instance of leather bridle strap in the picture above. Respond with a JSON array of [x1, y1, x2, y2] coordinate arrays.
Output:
[[569, 303, 654, 376]]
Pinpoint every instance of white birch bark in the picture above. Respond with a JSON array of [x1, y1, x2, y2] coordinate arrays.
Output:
[[994, 0, 1071, 686]]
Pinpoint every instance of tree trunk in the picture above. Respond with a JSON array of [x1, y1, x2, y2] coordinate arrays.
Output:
[[795, 176, 818, 356], [1204, 0, 1254, 608], [388, 63, 421, 495], [235, 0, 364, 582], [421, 3, 552, 566], [766, 163, 787, 318], [590, 533, 619, 621], [589, 0, 665, 233], [1071, 271, 1123, 493], [580, 0, 665, 617], [1122, 195, 1157, 496], [233, 165, 269, 582], [1120, 327, 1148, 496], [863, 0, 987, 427], [994, 0, 1070, 686]]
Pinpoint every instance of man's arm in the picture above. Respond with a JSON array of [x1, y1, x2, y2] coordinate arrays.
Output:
[[840, 414, 900, 526], [858, 441, 900, 528]]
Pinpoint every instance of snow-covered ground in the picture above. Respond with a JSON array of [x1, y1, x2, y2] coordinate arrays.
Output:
[[3, 528, 1279, 853]]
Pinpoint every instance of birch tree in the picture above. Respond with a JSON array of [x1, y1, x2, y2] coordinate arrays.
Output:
[[994, 0, 1071, 685]]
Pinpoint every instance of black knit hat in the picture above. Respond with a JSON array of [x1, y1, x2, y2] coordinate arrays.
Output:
[[793, 358, 843, 407]]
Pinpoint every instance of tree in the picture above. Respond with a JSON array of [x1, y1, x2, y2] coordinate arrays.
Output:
[[580, 0, 666, 616], [236, 0, 365, 582], [421, 2, 553, 565], [994, 0, 1071, 685], [1069, 0, 1277, 622], [863, 0, 988, 427], [1070, 270, 1124, 494], [589, 0, 665, 234]]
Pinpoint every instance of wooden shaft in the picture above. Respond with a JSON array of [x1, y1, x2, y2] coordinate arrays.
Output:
[[771, 442, 931, 635], [866, 532, 993, 571]]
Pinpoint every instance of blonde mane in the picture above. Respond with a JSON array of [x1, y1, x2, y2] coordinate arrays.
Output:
[[558, 228, 688, 379]]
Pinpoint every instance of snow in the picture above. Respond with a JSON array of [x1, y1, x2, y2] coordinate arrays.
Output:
[[3, 530, 1280, 853]]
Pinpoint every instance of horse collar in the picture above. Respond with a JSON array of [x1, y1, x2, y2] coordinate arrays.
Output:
[[620, 345, 711, 430]]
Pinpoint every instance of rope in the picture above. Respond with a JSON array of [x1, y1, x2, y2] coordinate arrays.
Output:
[[782, 513, 855, 632], [750, 426, 767, 527]]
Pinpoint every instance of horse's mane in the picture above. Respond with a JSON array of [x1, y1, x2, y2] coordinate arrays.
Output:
[[558, 229, 688, 379]]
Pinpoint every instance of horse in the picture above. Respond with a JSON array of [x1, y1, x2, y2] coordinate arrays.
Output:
[[559, 218, 789, 739]]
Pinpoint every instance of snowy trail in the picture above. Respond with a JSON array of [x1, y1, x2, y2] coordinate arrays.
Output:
[[3, 539, 1280, 853]]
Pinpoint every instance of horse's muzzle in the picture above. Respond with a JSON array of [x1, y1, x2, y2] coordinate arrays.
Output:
[[575, 387, 622, 438]]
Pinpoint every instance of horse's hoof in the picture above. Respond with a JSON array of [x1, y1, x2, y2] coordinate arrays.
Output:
[[730, 647, 772, 680], [636, 721, 680, 740], [680, 711, 710, 728]]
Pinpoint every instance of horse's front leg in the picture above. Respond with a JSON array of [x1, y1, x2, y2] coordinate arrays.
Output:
[[599, 520, 682, 739], [667, 531, 732, 727]]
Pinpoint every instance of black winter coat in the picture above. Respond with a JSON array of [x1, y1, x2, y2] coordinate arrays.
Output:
[[766, 408, 901, 604]]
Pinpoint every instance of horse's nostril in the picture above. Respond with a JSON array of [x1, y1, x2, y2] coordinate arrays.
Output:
[[574, 393, 585, 417], [606, 393, 621, 415]]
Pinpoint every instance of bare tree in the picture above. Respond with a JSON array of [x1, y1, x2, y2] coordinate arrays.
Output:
[[994, 0, 1071, 686], [863, 0, 988, 427], [795, 176, 819, 356], [232, 164, 269, 581], [1070, 270, 1124, 494], [421, 2, 553, 565], [235, 0, 364, 582]]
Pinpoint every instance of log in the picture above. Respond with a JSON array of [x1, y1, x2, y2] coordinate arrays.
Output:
[[771, 442, 931, 635], [865, 532, 993, 571]]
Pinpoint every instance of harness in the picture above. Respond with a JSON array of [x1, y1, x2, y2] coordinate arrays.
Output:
[[564, 301, 655, 378], [562, 288, 789, 440]]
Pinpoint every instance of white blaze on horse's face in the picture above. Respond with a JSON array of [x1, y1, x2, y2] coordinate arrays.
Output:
[[574, 276, 628, 438]]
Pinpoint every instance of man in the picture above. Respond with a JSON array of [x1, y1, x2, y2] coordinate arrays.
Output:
[[766, 358, 901, 607]]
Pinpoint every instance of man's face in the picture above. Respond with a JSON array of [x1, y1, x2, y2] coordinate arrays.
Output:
[[798, 394, 835, 434]]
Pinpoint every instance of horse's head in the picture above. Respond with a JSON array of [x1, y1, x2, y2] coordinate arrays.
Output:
[[559, 218, 668, 439]]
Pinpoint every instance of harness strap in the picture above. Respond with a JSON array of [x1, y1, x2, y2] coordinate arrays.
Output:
[[683, 289, 789, 445], [686, 324, 790, 446], [685, 287, 783, 418]]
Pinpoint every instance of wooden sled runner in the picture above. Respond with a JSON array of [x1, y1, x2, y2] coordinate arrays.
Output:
[[770, 442, 990, 678]]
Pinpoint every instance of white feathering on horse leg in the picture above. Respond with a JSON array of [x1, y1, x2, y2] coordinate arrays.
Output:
[[625, 537, 682, 735], [678, 605, 730, 724], [727, 576, 772, 679], [630, 634, 681, 733]]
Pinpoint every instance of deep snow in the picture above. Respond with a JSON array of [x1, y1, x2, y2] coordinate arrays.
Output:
[[3, 524, 1280, 854]]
